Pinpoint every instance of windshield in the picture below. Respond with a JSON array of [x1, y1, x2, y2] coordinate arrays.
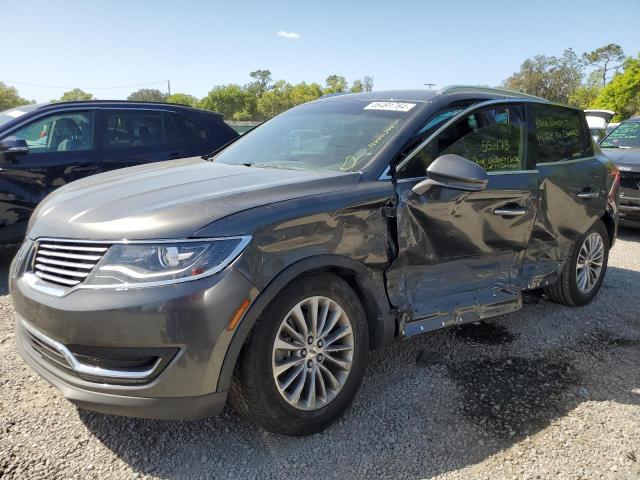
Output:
[[212, 100, 418, 172], [601, 121, 640, 148], [0, 104, 40, 127]]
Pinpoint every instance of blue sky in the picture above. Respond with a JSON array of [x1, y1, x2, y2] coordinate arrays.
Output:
[[3, 0, 639, 103]]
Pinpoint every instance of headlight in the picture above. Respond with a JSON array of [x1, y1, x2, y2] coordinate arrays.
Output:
[[84, 236, 251, 287]]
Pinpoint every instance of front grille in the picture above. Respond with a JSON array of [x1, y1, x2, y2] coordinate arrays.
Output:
[[32, 240, 111, 288], [620, 171, 640, 191]]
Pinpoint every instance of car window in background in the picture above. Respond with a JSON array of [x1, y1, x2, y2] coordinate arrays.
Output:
[[2, 112, 93, 153], [532, 105, 589, 163], [213, 100, 416, 173], [171, 113, 208, 143], [103, 110, 163, 149], [601, 122, 640, 148], [397, 105, 525, 178]]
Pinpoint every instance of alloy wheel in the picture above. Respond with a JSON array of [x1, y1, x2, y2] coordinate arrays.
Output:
[[271, 296, 354, 411], [575, 232, 605, 294]]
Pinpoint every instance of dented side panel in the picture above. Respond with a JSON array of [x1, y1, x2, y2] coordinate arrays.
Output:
[[387, 172, 538, 333]]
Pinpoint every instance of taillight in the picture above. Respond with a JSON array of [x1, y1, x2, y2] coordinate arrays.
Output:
[[608, 165, 620, 204]]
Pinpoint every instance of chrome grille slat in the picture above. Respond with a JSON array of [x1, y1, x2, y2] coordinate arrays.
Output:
[[38, 243, 108, 253], [37, 250, 102, 261], [31, 240, 111, 288], [35, 264, 90, 278], [35, 257, 95, 269], [35, 271, 81, 286]]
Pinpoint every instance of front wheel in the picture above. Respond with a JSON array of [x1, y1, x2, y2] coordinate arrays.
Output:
[[544, 220, 609, 306], [230, 273, 369, 436]]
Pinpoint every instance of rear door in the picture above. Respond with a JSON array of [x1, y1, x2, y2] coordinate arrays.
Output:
[[387, 102, 538, 334], [0, 110, 96, 243], [525, 104, 605, 276], [97, 109, 193, 170]]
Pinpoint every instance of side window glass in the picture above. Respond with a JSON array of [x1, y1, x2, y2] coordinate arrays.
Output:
[[532, 105, 588, 163], [3, 112, 93, 153], [163, 112, 183, 144], [103, 111, 163, 149], [397, 105, 525, 178], [172, 113, 208, 143]]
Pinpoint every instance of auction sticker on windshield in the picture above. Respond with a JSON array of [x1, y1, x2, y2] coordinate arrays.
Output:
[[364, 102, 416, 112]]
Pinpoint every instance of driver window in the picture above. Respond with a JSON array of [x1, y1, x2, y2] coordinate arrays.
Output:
[[397, 105, 526, 178], [3, 112, 93, 154]]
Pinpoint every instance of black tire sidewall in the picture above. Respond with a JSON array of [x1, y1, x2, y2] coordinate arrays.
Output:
[[567, 221, 609, 306], [245, 273, 368, 435]]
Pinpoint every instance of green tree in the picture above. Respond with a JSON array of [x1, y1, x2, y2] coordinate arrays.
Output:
[[324, 75, 348, 94], [503, 49, 583, 104], [582, 44, 625, 86], [247, 69, 273, 98], [593, 54, 640, 121], [568, 71, 602, 109], [351, 79, 364, 93], [199, 84, 251, 119], [256, 81, 323, 119], [127, 88, 167, 102], [0, 82, 33, 111], [58, 88, 94, 102], [363, 76, 374, 92], [166, 93, 199, 106]]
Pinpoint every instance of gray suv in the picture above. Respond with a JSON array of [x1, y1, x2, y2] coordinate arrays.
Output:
[[11, 87, 620, 436]]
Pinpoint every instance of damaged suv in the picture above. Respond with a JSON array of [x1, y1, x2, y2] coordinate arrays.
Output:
[[11, 87, 620, 436]]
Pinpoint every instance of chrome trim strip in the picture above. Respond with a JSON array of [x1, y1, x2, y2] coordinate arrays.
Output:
[[21, 320, 160, 380], [24, 235, 252, 297], [39, 243, 108, 252]]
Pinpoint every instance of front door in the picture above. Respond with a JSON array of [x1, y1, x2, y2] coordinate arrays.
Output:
[[0, 110, 96, 244], [387, 103, 538, 335]]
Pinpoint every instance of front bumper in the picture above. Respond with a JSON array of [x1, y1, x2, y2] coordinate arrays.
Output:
[[11, 253, 259, 420]]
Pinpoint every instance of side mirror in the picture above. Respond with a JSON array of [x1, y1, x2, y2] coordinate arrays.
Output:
[[0, 138, 29, 163], [412, 154, 488, 195]]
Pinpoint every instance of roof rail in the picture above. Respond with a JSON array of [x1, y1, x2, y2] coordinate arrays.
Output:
[[437, 85, 548, 101]]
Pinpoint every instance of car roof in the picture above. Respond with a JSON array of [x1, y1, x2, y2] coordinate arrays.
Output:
[[318, 85, 549, 104], [28, 100, 223, 117]]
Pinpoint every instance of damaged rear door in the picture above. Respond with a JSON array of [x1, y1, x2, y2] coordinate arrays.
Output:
[[387, 102, 537, 335]]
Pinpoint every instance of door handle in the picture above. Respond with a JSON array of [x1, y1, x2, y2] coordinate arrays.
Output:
[[493, 207, 528, 216], [577, 191, 599, 199]]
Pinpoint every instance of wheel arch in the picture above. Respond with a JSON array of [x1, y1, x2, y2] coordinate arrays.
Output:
[[216, 255, 396, 392]]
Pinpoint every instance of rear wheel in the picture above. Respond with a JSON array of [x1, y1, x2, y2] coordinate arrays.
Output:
[[544, 220, 609, 306], [230, 273, 368, 436]]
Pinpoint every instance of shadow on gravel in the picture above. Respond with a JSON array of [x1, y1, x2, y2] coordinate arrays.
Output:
[[74, 266, 640, 479]]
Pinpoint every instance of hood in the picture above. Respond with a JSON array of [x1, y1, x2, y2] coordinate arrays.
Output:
[[29, 157, 360, 240], [601, 147, 640, 172]]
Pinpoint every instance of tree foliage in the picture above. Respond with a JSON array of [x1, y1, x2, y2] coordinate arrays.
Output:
[[199, 84, 252, 120], [362, 76, 374, 92], [0, 82, 33, 111], [127, 88, 167, 102], [582, 44, 625, 86], [166, 93, 199, 107], [503, 49, 583, 104], [58, 88, 94, 102], [593, 54, 640, 121], [324, 75, 348, 94]]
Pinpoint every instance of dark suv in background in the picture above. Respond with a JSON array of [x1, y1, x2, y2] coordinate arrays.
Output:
[[11, 87, 620, 436], [0, 101, 238, 245], [599, 117, 640, 227]]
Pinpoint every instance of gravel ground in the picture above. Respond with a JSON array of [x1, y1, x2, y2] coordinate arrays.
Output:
[[1, 229, 639, 480]]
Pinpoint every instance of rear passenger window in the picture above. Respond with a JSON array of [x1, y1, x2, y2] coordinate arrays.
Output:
[[171, 113, 208, 143], [103, 111, 164, 149], [397, 105, 525, 178], [532, 105, 589, 164]]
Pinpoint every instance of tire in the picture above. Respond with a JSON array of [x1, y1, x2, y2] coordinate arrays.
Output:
[[544, 220, 609, 307], [229, 273, 369, 436]]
